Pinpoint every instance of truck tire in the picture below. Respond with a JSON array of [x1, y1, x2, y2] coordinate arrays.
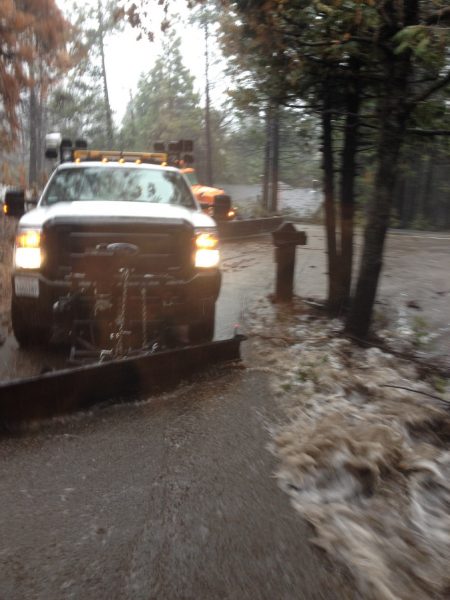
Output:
[[188, 304, 215, 344], [11, 297, 51, 348]]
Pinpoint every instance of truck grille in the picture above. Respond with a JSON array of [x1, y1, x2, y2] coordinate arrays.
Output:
[[42, 218, 194, 280]]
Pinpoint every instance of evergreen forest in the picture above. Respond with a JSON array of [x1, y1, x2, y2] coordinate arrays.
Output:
[[1, 0, 449, 336]]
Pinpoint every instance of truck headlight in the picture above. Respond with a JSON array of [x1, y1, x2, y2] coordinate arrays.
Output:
[[15, 230, 42, 269], [195, 230, 219, 268]]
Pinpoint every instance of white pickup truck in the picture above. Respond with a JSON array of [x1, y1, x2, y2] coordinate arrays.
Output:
[[5, 153, 221, 352]]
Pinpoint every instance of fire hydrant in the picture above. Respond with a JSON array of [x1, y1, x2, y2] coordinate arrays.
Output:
[[272, 222, 307, 302]]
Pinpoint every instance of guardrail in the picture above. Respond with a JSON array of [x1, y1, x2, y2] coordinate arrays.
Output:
[[218, 216, 283, 240]]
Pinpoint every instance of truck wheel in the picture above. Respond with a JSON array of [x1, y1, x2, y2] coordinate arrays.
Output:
[[11, 297, 51, 348], [188, 305, 215, 344]]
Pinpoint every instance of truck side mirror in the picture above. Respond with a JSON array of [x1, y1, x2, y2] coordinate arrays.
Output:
[[3, 188, 25, 218], [45, 148, 58, 159]]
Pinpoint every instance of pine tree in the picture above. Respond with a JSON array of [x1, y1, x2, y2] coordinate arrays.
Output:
[[120, 32, 202, 150], [0, 0, 71, 150], [47, 0, 124, 149]]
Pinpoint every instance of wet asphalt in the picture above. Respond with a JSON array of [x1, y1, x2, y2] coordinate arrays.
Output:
[[0, 229, 448, 599], [0, 351, 357, 600], [0, 233, 359, 599]]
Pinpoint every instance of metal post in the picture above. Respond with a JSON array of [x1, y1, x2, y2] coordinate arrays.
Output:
[[272, 222, 307, 303], [275, 243, 296, 301]]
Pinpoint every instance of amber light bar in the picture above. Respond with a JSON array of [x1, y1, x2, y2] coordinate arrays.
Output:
[[73, 149, 169, 165]]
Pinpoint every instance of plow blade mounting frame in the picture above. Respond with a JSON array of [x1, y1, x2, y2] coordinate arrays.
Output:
[[0, 336, 244, 429]]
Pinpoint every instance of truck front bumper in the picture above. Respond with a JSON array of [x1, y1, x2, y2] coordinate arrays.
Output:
[[12, 268, 221, 324]]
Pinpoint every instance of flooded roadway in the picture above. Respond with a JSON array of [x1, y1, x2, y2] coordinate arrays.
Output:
[[1, 226, 448, 381], [0, 231, 359, 599], [0, 228, 449, 599], [0, 351, 358, 599], [0, 232, 323, 382]]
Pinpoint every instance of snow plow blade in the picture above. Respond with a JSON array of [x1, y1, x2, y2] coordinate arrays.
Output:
[[0, 336, 245, 429]]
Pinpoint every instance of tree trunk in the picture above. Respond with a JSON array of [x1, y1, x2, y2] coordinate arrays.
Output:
[[396, 172, 407, 228], [338, 63, 360, 308], [97, 0, 114, 147], [322, 103, 340, 313], [269, 103, 279, 213], [346, 85, 409, 338], [345, 0, 419, 339], [203, 19, 213, 186], [420, 152, 434, 223], [36, 85, 45, 185], [262, 104, 271, 211], [128, 89, 138, 141], [28, 84, 38, 188]]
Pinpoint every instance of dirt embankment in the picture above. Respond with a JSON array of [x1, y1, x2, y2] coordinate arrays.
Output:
[[246, 299, 450, 600]]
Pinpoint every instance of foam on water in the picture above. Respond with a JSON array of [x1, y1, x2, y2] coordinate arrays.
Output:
[[249, 305, 450, 600]]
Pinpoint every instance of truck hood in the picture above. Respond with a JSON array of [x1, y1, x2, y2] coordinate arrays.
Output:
[[18, 201, 216, 230]]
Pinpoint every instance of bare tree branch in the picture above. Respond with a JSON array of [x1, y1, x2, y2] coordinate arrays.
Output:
[[407, 128, 450, 136], [409, 71, 450, 108], [425, 6, 450, 25]]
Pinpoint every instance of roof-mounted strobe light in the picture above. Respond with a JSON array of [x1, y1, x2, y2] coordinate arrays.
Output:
[[44, 134, 88, 162], [168, 141, 182, 153], [60, 138, 74, 163], [163, 139, 195, 167], [181, 140, 194, 153], [45, 132, 62, 160], [44, 136, 193, 167]]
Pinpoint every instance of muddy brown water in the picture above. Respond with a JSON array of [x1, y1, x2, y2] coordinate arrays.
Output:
[[251, 318, 450, 600], [1, 226, 449, 380], [0, 352, 359, 600], [0, 225, 448, 599]]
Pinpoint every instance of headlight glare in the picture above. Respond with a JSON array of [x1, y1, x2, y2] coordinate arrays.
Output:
[[16, 230, 40, 248], [195, 248, 220, 268], [15, 230, 42, 269], [15, 248, 42, 269], [195, 230, 219, 268], [196, 231, 218, 250]]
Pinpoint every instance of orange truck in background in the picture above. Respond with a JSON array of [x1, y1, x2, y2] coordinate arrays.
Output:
[[181, 168, 236, 221]]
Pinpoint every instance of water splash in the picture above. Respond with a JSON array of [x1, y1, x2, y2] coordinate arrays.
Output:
[[250, 305, 450, 600]]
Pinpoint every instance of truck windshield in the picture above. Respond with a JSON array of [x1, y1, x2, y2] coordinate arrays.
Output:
[[42, 167, 196, 208]]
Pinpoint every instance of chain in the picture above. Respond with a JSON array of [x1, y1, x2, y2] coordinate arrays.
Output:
[[116, 267, 129, 356]]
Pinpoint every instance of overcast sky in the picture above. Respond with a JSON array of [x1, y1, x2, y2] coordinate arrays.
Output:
[[57, 0, 227, 125]]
